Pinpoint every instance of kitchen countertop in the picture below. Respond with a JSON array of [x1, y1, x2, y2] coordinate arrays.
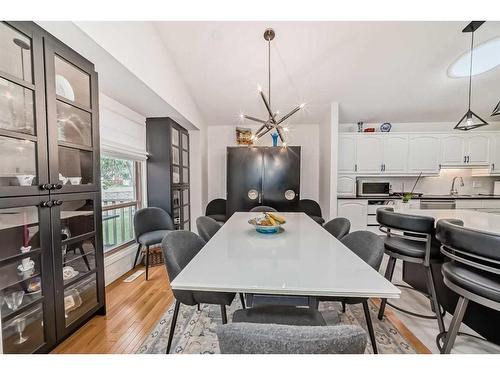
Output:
[[338, 195, 500, 199]]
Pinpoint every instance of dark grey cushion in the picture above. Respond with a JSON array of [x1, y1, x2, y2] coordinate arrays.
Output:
[[217, 323, 367, 354], [206, 198, 226, 217], [232, 305, 326, 326], [298, 199, 323, 218], [342, 231, 384, 270], [310, 216, 326, 225], [384, 236, 440, 258], [161, 231, 235, 306], [196, 216, 222, 242], [442, 262, 500, 303], [323, 217, 351, 239], [134, 207, 174, 240], [206, 214, 226, 223], [137, 229, 171, 246]]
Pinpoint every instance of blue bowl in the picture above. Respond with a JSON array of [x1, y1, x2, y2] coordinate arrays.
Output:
[[255, 225, 280, 234]]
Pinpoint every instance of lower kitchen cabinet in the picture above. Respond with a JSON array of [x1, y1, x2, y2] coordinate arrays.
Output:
[[0, 192, 105, 353], [337, 199, 367, 231]]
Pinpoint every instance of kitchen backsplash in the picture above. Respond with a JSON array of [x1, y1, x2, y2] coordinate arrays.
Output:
[[358, 169, 499, 195]]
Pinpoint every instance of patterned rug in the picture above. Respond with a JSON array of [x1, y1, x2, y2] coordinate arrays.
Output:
[[136, 298, 420, 354]]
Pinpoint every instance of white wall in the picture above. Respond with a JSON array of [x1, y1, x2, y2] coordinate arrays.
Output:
[[207, 124, 319, 205]]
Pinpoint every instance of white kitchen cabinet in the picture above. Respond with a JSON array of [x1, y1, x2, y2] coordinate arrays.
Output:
[[489, 134, 500, 175], [338, 135, 357, 173], [383, 135, 408, 173], [355, 136, 383, 173], [441, 135, 465, 165], [466, 134, 490, 165], [408, 135, 441, 173], [337, 199, 367, 231], [337, 175, 356, 196], [441, 133, 490, 166]]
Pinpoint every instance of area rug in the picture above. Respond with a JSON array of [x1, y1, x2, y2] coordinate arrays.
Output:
[[136, 297, 423, 354]]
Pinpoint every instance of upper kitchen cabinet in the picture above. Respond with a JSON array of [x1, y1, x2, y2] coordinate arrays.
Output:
[[44, 37, 100, 194], [355, 135, 408, 174], [355, 136, 383, 173], [490, 134, 500, 175], [441, 133, 489, 167], [382, 135, 408, 173], [338, 135, 356, 173], [408, 134, 441, 173], [0, 22, 49, 197]]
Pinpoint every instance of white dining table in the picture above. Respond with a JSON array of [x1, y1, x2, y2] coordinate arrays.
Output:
[[170, 212, 400, 299], [395, 208, 500, 235]]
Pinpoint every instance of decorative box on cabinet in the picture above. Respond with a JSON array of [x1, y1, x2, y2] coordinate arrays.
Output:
[[0, 21, 104, 354]]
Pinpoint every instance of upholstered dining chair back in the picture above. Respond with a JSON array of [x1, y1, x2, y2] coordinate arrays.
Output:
[[205, 198, 227, 216], [298, 199, 322, 217], [323, 217, 351, 239], [249, 205, 277, 212], [341, 231, 384, 271], [196, 216, 222, 242], [217, 323, 367, 354], [134, 207, 174, 240], [376, 207, 434, 234], [162, 230, 206, 282]]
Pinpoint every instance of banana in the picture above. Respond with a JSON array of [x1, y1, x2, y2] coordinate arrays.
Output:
[[268, 212, 286, 224], [267, 213, 277, 226]]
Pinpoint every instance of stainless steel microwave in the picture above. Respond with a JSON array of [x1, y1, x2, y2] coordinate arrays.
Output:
[[357, 180, 391, 197]]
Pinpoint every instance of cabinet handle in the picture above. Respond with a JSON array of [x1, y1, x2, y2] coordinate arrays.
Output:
[[40, 183, 52, 191], [53, 183, 63, 190], [493, 163, 496, 171], [464, 156, 467, 163], [354, 164, 357, 172], [53, 200, 63, 206], [40, 201, 54, 208], [467, 156, 470, 163], [258, 192, 262, 204]]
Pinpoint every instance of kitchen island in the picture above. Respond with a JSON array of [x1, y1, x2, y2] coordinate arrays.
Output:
[[395, 208, 500, 345]]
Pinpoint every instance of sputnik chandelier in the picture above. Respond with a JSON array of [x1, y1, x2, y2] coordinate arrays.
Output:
[[240, 28, 305, 145]]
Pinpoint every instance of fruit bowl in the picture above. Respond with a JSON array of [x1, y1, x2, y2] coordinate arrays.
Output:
[[248, 212, 286, 234]]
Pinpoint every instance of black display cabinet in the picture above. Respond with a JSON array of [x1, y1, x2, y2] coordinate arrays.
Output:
[[146, 117, 191, 230], [226, 146, 301, 217], [0, 21, 104, 353]]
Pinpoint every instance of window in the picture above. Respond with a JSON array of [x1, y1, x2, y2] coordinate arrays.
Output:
[[101, 156, 142, 253]]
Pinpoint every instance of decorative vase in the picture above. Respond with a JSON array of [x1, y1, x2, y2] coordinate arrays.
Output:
[[271, 132, 279, 147]]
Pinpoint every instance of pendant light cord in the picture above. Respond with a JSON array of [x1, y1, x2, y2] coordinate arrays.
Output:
[[268, 37, 271, 111], [468, 31, 474, 110]]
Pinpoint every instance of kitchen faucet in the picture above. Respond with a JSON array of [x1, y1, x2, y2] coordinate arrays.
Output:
[[450, 176, 464, 196]]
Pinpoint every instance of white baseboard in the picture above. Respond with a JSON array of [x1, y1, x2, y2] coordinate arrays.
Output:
[[104, 244, 139, 286]]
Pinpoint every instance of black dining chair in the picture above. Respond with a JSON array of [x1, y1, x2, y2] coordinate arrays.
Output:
[[161, 230, 236, 354], [196, 216, 222, 242], [436, 219, 500, 353], [323, 217, 351, 240], [217, 322, 367, 354], [376, 207, 445, 335], [298, 199, 325, 225], [133, 207, 174, 280], [205, 198, 227, 223], [249, 205, 277, 212], [318, 231, 384, 353]]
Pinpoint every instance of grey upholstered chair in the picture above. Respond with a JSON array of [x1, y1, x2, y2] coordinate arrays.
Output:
[[318, 231, 384, 353], [436, 219, 500, 354], [376, 207, 445, 336], [217, 323, 367, 354], [161, 230, 236, 354], [205, 198, 227, 223], [196, 216, 222, 242], [298, 199, 325, 225], [133, 207, 174, 280], [323, 217, 351, 240], [249, 205, 277, 212]]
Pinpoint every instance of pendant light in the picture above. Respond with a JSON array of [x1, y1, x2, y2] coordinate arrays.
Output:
[[492, 100, 500, 116], [454, 21, 488, 131]]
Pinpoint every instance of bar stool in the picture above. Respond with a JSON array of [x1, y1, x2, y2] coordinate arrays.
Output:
[[376, 207, 445, 335], [436, 219, 500, 353]]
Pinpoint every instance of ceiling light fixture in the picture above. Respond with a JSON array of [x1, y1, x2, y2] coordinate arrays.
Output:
[[455, 21, 489, 131], [241, 28, 305, 144]]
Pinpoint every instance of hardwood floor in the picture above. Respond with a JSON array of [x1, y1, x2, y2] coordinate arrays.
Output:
[[52, 265, 429, 354], [52, 265, 173, 354]]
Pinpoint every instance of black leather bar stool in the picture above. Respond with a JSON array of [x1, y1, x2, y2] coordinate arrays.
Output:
[[436, 219, 500, 354], [376, 207, 445, 335]]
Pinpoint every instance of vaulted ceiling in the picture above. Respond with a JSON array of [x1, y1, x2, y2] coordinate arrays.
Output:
[[154, 21, 500, 125]]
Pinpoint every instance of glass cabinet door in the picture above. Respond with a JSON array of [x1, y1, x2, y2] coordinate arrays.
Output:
[[50, 192, 104, 336], [0, 196, 56, 353], [44, 38, 100, 194], [0, 22, 49, 197]]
